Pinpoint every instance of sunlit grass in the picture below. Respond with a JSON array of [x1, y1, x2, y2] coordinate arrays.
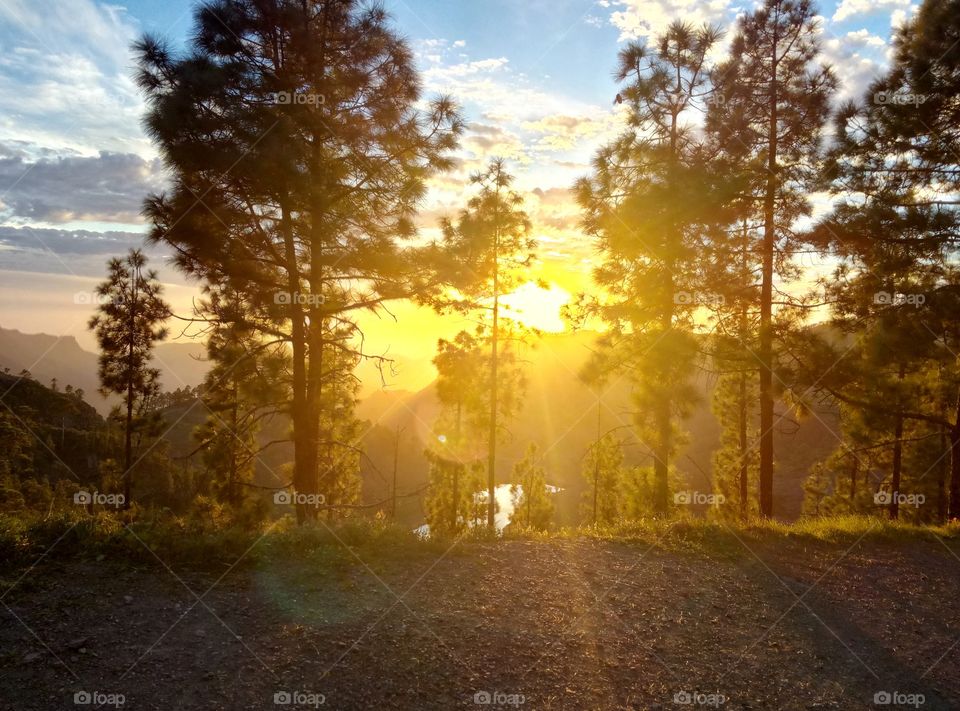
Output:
[[2, 512, 958, 580]]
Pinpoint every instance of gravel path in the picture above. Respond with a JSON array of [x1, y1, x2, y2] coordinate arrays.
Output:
[[2, 536, 959, 710]]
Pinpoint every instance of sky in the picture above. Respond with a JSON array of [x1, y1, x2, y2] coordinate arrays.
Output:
[[0, 0, 919, 392]]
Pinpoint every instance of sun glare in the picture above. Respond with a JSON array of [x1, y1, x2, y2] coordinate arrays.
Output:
[[500, 282, 570, 332]]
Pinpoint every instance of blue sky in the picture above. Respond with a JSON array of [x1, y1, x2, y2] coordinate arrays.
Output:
[[0, 0, 918, 357]]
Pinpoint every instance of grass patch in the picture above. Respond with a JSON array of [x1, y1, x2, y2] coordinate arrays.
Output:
[[0, 511, 437, 574], [3, 511, 958, 581], [746, 514, 960, 544]]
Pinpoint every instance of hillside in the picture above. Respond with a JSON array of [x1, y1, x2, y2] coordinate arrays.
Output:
[[0, 372, 108, 487], [0, 327, 208, 415]]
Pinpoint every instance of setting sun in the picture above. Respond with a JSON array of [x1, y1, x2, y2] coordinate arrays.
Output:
[[500, 282, 571, 333]]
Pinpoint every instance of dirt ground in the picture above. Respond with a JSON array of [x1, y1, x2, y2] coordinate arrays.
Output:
[[2, 534, 959, 710]]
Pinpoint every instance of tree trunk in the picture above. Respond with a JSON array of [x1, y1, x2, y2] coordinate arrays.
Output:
[[939, 424, 948, 523], [229, 376, 238, 506], [487, 186, 501, 530], [890, 414, 904, 520], [949, 387, 960, 521], [124, 381, 134, 510], [593, 397, 601, 524], [122, 266, 138, 510], [453, 400, 461, 530], [280, 202, 311, 524], [758, 28, 780, 519], [301, 14, 329, 523], [889, 363, 906, 519], [653, 400, 671, 514], [391, 425, 400, 518], [850, 455, 858, 504], [487, 287, 498, 529], [452, 462, 460, 532], [738, 370, 749, 520]]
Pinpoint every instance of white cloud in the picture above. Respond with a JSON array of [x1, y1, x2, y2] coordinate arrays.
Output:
[[820, 30, 889, 103], [843, 29, 887, 49], [0, 0, 149, 157], [607, 0, 734, 42], [891, 4, 920, 30], [832, 0, 911, 23]]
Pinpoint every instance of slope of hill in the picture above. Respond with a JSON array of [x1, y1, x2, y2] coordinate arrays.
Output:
[[0, 327, 208, 414], [0, 372, 108, 486]]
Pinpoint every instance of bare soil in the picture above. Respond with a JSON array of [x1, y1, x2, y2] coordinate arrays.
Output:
[[2, 535, 959, 710]]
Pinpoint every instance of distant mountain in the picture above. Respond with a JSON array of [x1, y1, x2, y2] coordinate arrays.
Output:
[[0, 327, 208, 414]]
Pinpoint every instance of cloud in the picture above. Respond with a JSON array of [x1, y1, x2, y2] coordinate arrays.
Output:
[[0, 225, 146, 256], [820, 30, 889, 103], [528, 187, 583, 230], [842, 29, 888, 49], [522, 112, 625, 152], [461, 122, 528, 160], [0, 0, 150, 157], [0, 149, 165, 224], [832, 0, 911, 23], [606, 0, 734, 42], [891, 4, 920, 30], [0, 224, 175, 279]]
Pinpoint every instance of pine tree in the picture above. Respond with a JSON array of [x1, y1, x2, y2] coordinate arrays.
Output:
[[195, 286, 288, 508], [808, 0, 960, 519], [577, 22, 722, 513], [89, 249, 171, 508], [709, 0, 836, 517], [429, 325, 524, 530], [438, 159, 535, 528], [711, 370, 760, 520], [510, 444, 553, 530], [581, 433, 625, 525], [136, 0, 461, 522]]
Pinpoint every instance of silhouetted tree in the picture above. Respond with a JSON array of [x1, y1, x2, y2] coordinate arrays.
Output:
[[195, 287, 288, 508], [577, 22, 722, 513], [136, 0, 461, 522], [709, 0, 835, 516], [510, 444, 553, 530], [438, 159, 534, 528], [89, 249, 171, 507], [581, 433, 625, 525]]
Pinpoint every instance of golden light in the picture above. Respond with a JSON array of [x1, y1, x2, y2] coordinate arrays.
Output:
[[500, 282, 570, 332]]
